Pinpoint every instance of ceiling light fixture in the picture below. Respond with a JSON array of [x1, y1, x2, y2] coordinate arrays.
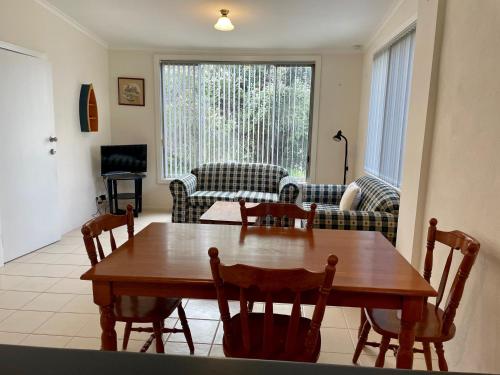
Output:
[[214, 9, 234, 31]]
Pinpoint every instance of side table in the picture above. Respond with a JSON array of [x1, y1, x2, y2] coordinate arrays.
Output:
[[103, 172, 145, 217]]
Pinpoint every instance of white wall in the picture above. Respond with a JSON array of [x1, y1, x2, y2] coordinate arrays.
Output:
[[396, 0, 445, 263], [0, 0, 111, 235], [418, 0, 500, 372], [354, 0, 500, 372], [109, 49, 362, 210]]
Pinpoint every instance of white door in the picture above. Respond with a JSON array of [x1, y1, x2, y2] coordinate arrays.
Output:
[[0, 46, 60, 262]]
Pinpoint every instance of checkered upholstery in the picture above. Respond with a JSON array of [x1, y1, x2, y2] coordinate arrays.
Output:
[[301, 175, 400, 245], [192, 163, 287, 193], [256, 216, 294, 228], [170, 163, 299, 223], [279, 176, 300, 203], [355, 175, 399, 214], [302, 184, 346, 205], [235, 191, 279, 203], [169, 174, 197, 223], [187, 191, 236, 206]]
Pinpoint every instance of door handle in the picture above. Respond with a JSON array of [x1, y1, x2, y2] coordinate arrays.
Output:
[[49, 149, 56, 155], [49, 136, 58, 142]]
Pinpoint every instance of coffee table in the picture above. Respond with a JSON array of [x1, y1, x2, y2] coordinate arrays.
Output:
[[199, 201, 257, 225]]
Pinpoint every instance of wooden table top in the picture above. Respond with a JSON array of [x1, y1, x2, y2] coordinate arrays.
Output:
[[199, 201, 258, 225], [81, 223, 436, 298]]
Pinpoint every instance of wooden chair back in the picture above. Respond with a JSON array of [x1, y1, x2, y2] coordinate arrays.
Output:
[[81, 204, 134, 266], [208, 247, 337, 360], [239, 200, 317, 229], [423, 218, 480, 335]]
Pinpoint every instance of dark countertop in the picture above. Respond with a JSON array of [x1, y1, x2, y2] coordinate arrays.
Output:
[[0, 344, 474, 375]]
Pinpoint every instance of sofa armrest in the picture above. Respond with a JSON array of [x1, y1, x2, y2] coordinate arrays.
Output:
[[311, 209, 398, 245], [279, 176, 300, 203], [169, 174, 197, 198], [302, 184, 347, 205], [169, 174, 197, 223]]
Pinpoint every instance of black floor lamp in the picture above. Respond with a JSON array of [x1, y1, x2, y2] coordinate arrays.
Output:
[[333, 130, 348, 185]]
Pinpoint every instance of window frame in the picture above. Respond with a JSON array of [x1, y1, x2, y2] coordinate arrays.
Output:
[[153, 54, 321, 184], [363, 24, 416, 189]]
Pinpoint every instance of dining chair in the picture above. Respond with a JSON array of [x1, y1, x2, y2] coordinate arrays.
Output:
[[81, 204, 194, 354], [239, 200, 317, 229], [352, 218, 480, 371], [240, 200, 317, 312], [208, 247, 338, 362]]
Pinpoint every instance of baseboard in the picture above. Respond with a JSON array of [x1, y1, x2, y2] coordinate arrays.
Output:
[[141, 206, 172, 213]]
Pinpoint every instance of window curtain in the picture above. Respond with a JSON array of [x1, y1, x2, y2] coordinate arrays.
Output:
[[364, 28, 416, 187]]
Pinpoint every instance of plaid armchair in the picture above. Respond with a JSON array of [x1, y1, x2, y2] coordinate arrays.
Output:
[[170, 162, 300, 223], [302, 175, 400, 245]]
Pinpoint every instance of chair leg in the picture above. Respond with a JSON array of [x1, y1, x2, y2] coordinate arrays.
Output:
[[140, 334, 155, 352], [359, 309, 367, 338], [177, 304, 194, 355], [122, 322, 132, 350], [352, 319, 371, 363], [423, 342, 433, 371], [434, 342, 448, 371], [375, 336, 391, 368], [152, 322, 165, 354]]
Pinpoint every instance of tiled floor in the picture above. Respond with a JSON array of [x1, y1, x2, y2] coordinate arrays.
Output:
[[0, 211, 438, 370]]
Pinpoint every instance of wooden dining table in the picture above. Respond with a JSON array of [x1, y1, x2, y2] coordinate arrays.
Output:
[[81, 222, 436, 369]]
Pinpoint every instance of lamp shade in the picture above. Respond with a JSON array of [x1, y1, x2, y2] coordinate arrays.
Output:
[[333, 130, 343, 142], [214, 9, 234, 31]]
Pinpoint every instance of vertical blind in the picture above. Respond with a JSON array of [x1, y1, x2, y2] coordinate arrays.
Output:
[[364, 28, 416, 187], [161, 62, 314, 179]]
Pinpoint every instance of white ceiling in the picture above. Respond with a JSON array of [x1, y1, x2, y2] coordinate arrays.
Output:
[[43, 0, 400, 50]]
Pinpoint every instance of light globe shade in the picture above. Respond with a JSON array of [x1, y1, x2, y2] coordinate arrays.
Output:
[[214, 9, 234, 31]]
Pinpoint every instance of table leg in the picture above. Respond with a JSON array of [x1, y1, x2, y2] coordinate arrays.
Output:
[[113, 180, 119, 214], [100, 305, 117, 351], [106, 178, 113, 214], [134, 179, 138, 216], [134, 178, 140, 217], [138, 178, 143, 213], [93, 281, 117, 351], [396, 297, 423, 369]]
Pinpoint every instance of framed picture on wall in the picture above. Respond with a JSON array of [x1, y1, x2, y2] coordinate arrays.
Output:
[[118, 77, 145, 106]]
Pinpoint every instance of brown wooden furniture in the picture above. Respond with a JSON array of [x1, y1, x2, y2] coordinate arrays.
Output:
[[81, 205, 194, 354], [200, 201, 258, 225], [239, 200, 317, 312], [352, 218, 480, 371], [79, 84, 98, 132], [239, 200, 317, 229], [209, 247, 337, 361], [81, 223, 436, 369]]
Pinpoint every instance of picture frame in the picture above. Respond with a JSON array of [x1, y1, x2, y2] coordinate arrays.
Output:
[[118, 77, 145, 106]]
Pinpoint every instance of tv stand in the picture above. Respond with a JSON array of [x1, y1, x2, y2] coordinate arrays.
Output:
[[103, 172, 145, 217]]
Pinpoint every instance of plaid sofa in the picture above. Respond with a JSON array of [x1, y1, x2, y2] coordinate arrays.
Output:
[[170, 162, 300, 223], [302, 175, 400, 245]]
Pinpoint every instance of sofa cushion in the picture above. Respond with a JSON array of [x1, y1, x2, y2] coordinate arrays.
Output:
[[235, 191, 279, 203], [339, 182, 362, 211], [303, 202, 339, 212], [187, 191, 236, 207], [191, 163, 288, 193], [355, 175, 400, 215]]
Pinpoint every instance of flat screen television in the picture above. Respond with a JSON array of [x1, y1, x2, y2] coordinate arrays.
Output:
[[100, 144, 147, 175]]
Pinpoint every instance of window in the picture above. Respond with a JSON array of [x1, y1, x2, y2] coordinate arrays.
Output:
[[364, 27, 416, 188], [160, 61, 314, 180]]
